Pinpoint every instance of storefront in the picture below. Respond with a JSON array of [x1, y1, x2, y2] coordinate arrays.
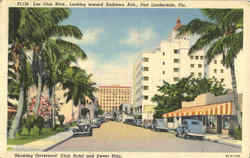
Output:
[[162, 93, 242, 135]]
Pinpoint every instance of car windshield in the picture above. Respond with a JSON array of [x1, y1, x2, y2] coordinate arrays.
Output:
[[191, 121, 200, 125]]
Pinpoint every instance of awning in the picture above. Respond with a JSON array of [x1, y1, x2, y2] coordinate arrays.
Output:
[[162, 102, 232, 118]]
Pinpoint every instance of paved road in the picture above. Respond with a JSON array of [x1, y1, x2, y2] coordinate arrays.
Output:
[[50, 121, 241, 152]]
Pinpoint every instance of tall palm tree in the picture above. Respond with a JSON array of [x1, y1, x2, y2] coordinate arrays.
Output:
[[8, 49, 33, 138], [28, 9, 83, 118], [177, 9, 243, 128], [42, 39, 86, 127], [8, 8, 83, 138], [62, 66, 97, 120]]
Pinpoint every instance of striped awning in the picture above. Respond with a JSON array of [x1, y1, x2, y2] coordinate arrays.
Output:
[[162, 102, 232, 118]]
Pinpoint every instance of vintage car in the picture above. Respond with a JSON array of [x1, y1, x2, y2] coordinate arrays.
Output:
[[72, 119, 93, 136], [152, 119, 168, 132], [124, 119, 136, 125], [176, 119, 205, 139], [135, 119, 142, 127]]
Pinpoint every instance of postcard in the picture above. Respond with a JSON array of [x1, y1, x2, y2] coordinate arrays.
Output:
[[0, 0, 250, 158]]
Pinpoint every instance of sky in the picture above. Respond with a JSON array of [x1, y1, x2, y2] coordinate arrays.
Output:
[[62, 8, 205, 87]]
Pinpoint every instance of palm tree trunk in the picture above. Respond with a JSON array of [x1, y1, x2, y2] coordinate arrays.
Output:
[[230, 60, 242, 129], [34, 74, 42, 117], [9, 84, 25, 139], [52, 86, 56, 128]]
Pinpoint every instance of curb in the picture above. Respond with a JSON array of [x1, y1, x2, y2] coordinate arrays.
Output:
[[204, 138, 242, 149], [43, 132, 73, 152], [167, 129, 241, 148]]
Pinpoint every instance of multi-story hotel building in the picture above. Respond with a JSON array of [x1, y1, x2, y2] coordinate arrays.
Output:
[[133, 18, 233, 121], [98, 85, 131, 113]]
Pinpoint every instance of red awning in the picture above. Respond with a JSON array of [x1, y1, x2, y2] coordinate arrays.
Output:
[[162, 102, 232, 118]]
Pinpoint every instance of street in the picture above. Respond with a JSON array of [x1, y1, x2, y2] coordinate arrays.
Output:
[[49, 121, 241, 152]]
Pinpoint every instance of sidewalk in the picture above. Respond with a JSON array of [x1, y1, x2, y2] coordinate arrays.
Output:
[[168, 129, 241, 148], [204, 134, 242, 148], [8, 128, 74, 152]]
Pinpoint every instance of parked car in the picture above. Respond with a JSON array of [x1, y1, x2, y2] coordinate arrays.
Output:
[[105, 113, 113, 121], [72, 119, 93, 137], [176, 119, 205, 139], [143, 121, 153, 129], [124, 119, 136, 125], [98, 117, 105, 123], [152, 119, 168, 132], [135, 119, 142, 127], [91, 118, 101, 128]]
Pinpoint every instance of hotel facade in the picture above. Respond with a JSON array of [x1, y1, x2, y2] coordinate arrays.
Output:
[[98, 85, 131, 113], [133, 18, 237, 121]]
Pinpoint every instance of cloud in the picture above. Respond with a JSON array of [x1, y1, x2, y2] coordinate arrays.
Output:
[[76, 52, 140, 87], [121, 27, 158, 47], [62, 28, 103, 45]]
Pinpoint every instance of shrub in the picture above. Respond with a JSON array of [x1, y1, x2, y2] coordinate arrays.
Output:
[[58, 115, 65, 127], [230, 127, 242, 140], [35, 116, 45, 135]]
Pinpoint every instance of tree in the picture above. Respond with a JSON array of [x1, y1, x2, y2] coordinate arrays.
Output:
[[152, 76, 228, 118], [177, 9, 243, 128], [42, 38, 86, 128], [8, 8, 84, 138], [29, 9, 83, 118], [8, 47, 33, 138], [62, 66, 97, 120]]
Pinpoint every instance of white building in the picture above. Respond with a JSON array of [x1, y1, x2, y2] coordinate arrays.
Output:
[[133, 18, 237, 121]]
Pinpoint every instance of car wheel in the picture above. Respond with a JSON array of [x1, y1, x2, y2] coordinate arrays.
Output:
[[184, 133, 188, 139]]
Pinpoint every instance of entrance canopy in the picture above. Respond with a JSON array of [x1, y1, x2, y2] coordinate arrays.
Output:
[[162, 102, 232, 118]]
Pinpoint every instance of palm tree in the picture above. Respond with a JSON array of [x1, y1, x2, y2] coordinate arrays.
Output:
[[29, 9, 83, 118], [62, 66, 97, 120], [177, 9, 243, 128], [8, 8, 83, 138], [42, 39, 86, 127], [8, 48, 33, 138]]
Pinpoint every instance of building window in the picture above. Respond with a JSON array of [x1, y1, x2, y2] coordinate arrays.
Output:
[[214, 60, 217, 64], [162, 61, 165, 65], [174, 68, 179, 72], [163, 52, 165, 56], [190, 64, 194, 68], [195, 56, 199, 60], [174, 49, 180, 54], [198, 72, 202, 77], [162, 71, 165, 75], [214, 69, 217, 73], [143, 57, 149, 62], [221, 78, 224, 82], [191, 72, 194, 76], [144, 67, 149, 71], [144, 96, 148, 100], [221, 69, 224, 73], [190, 56, 194, 60], [174, 58, 180, 63], [198, 64, 202, 68], [144, 76, 149, 81], [173, 77, 179, 81], [144, 86, 149, 90], [200, 56, 204, 60]]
